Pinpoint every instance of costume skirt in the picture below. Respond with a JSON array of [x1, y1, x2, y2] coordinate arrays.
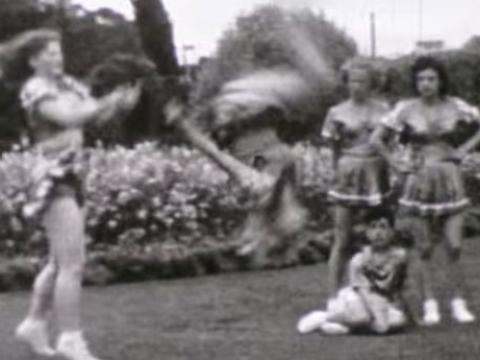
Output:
[[329, 153, 390, 207], [23, 150, 86, 220], [399, 159, 469, 216]]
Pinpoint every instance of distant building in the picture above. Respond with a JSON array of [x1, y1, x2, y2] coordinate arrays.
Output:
[[414, 40, 445, 54]]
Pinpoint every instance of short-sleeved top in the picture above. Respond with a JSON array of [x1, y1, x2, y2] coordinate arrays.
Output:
[[350, 246, 407, 298], [382, 97, 480, 159], [20, 75, 90, 152], [322, 98, 390, 155], [20, 75, 90, 131]]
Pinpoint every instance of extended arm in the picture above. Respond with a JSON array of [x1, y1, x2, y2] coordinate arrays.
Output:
[[165, 100, 273, 189]]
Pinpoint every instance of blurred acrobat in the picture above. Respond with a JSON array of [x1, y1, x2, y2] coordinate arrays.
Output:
[[164, 70, 308, 264]]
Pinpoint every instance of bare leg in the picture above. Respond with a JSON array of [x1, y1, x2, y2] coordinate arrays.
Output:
[[44, 196, 86, 333], [327, 205, 352, 301], [15, 234, 58, 355], [25, 259, 57, 321], [412, 217, 436, 301], [411, 216, 440, 325], [443, 213, 466, 298], [443, 213, 475, 322]]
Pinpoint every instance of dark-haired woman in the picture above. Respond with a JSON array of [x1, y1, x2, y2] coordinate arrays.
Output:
[[321, 58, 391, 310], [371, 56, 480, 325], [0, 29, 139, 359]]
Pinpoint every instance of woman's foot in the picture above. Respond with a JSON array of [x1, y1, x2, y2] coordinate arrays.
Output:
[[15, 318, 55, 357], [56, 332, 101, 360], [297, 310, 328, 334], [422, 299, 441, 326], [451, 298, 475, 323], [320, 321, 350, 335]]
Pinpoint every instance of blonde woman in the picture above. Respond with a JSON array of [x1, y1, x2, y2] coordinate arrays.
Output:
[[321, 59, 391, 308]]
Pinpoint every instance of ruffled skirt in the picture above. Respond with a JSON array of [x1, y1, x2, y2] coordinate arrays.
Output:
[[23, 150, 85, 220], [399, 159, 469, 216], [329, 154, 390, 207]]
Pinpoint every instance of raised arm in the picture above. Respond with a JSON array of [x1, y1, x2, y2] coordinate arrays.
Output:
[[36, 85, 140, 128]]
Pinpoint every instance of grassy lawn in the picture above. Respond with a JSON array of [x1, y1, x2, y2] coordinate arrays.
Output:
[[3, 239, 480, 360]]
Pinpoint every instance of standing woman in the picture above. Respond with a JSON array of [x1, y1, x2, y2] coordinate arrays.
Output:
[[371, 56, 479, 325], [321, 58, 391, 308], [0, 29, 139, 359]]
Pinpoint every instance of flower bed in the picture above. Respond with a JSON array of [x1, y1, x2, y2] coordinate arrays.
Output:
[[0, 142, 334, 290], [2, 143, 479, 291]]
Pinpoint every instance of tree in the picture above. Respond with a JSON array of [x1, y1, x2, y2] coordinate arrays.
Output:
[[192, 5, 357, 142], [464, 36, 480, 53], [193, 5, 356, 103], [130, 0, 179, 75]]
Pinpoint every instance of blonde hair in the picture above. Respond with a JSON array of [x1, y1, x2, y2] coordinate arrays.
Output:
[[340, 56, 379, 88], [0, 28, 61, 83]]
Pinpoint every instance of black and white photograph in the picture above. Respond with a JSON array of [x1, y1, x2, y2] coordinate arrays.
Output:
[[1, 0, 480, 359]]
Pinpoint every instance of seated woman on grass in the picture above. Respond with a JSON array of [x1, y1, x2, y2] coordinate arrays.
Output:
[[297, 210, 409, 335]]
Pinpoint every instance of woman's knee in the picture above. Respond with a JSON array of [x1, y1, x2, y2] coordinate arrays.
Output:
[[33, 261, 58, 289]]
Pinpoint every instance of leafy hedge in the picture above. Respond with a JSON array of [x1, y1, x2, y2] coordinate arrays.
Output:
[[0, 142, 335, 290], [1, 142, 480, 291], [0, 142, 334, 257]]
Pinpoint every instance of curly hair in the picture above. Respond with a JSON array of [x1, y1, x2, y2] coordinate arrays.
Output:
[[88, 53, 157, 97], [411, 56, 450, 96], [0, 28, 60, 84]]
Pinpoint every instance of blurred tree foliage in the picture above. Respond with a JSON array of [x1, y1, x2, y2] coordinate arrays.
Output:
[[193, 6, 357, 101], [192, 5, 358, 142], [463, 35, 480, 54]]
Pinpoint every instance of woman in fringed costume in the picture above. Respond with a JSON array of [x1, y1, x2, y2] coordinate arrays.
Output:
[[371, 56, 480, 325], [321, 58, 391, 310]]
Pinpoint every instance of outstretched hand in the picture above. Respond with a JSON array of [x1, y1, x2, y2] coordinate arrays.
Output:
[[96, 82, 141, 123], [120, 82, 142, 111], [164, 98, 187, 126]]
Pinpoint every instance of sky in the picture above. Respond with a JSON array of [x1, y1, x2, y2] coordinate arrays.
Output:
[[75, 0, 480, 62]]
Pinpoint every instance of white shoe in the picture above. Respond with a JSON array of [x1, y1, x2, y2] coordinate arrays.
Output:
[[451, 298, 475, 323], [320, 321, 350, 335], [15, 318, 55, 357], [56, 332, 101, 360], [422, 299, 441, 326], [297, 310, 328, 334]]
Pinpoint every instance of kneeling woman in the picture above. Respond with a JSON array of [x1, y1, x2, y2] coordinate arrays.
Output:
[[298, 212, 409, 335], [0, 29, 139, 359], [371, 56, 480, 325]]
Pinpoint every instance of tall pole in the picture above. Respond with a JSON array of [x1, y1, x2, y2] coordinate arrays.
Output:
[[57, 0, 70, 35], [370, 12, 376, 59], [418, 0, 423, 41]]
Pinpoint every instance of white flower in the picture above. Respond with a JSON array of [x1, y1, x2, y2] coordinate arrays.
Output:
[[107, 220, 118, 229], [23, 202, 43, 218], [136, 209, 148, 220]]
